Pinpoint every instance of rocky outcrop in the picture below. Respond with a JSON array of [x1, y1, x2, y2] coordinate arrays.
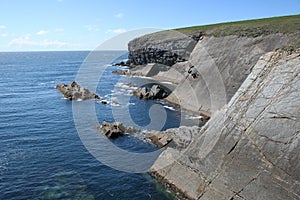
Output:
[[112, 63, 171, 77], [112, 69, 143, 76], [127, 30, 202, 66], [56, 81, 99, 100], [147, 126, 202, 149], [133, 84, 169, 100], [96, 121, 139, 138], [150, 50, 300, 200]]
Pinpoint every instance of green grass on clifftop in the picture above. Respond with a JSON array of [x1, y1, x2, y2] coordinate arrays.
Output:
[[175, 14, 300, 50], [176, 14, 300, 37]]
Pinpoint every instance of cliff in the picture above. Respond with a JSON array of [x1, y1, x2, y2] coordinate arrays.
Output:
[[125, 15, 300, 200], [127, 14, 300, 115], [150, 50, 300, 200], [128, 30, 202, 66]]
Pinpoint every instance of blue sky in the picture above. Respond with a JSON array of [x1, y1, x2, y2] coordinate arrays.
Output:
[[0, 0, 299, 51]]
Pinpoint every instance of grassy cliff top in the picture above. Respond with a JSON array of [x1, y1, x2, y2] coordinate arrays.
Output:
[[176, 14, 300, 37], [175, 14, 300, 50]]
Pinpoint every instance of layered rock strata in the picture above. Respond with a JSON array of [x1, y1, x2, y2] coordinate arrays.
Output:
[[150, 50, 300, 200]]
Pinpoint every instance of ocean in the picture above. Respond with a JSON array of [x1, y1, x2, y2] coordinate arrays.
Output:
[[0, 51, 200, 199]]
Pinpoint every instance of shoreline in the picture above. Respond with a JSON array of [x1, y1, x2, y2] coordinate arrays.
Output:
[[112, 65, 211, 120]]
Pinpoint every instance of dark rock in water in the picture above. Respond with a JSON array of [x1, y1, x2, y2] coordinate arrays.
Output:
[[133, 84, 169, 100], [113, 61, 129, 66], [96, 121, 139, 138], [100, 100, 108, 104], [56, 81, 100, 100]]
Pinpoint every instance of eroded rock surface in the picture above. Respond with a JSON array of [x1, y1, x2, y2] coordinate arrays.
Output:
[[127, 30, 202, 66], [147, 126, 202, 149], [133, 84, 169, 100], [96, 121, 139, 138], [56, 81, 99, 100], [150, 50, 300, 200]]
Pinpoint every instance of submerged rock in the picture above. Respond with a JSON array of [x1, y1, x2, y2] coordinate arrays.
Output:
[[133, 84, 169, 100], [96, 121, 139, 138], [56, 81, 99, 100]]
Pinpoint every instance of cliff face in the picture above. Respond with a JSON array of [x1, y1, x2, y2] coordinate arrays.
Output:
[[126, 16, 300, 200], [150, 50, 300, 199], [127, 30, 202, 66], [165, 34, 289, 115], [127, 32, 297, 115]]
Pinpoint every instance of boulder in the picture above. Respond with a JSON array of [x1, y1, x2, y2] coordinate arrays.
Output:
[[56, 81, 99, 100], [96, 121, 139, 138], [133, 84, 169, 100]]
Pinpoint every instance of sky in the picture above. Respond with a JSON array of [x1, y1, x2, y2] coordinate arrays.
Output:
[[0, 0, 299, 51]]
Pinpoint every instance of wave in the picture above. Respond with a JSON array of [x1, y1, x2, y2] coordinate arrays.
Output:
[[186, 116, 203, 120], [163, 105, 176, 111], [39, 80, 55, 85]]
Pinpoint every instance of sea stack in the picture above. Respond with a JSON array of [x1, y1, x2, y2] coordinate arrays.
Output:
[[56, 81, 100, 100]]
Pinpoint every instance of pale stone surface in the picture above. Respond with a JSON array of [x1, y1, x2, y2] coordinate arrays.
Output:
[[147, 126, 202, 148], [167, 34, 290, 115], [151, 51, 300, 200]]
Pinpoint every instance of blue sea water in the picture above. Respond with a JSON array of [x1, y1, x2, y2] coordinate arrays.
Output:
[[0, 51, 200, 199]]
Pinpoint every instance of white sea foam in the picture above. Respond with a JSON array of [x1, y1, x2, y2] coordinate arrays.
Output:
[[186, 116, 203, 120], [163, 105, 176, 111]]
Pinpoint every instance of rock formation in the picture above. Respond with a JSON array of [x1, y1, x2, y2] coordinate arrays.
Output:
[[147, 126, 202, 149], [133, 84, 169, 100], [96, 121, 139, 138], [124, 15, 300, 199], [150, 50, 300, 200], [127, 30, 202, 66], [56, 81, 99, 100]]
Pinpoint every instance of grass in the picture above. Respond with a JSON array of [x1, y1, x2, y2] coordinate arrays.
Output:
[[175, 14, 300, 37], [175, 14, 300, 50]]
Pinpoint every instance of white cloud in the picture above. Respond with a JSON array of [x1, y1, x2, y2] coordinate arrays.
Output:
[[1, 33, 8, 37], [9, 34, 79, 49], [106, 28, 127, 34], [114, 13, 124, 19], [36, 30, 49, 35], [0, 25, 7, 30], [84, 25, 100, 32], [55, 28, 64, 32]]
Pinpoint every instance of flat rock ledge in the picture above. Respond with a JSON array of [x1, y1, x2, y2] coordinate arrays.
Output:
[[96, 121, 139, 138], [56, 81, 99, 100], [112, 69, 143, 76]]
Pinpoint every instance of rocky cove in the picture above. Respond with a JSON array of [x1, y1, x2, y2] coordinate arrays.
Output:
[[57, 15, 300, 200]]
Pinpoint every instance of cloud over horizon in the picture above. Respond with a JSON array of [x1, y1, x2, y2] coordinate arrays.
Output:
[[114, 13, 124, 19], [8, 34, 80, 49], [36, 30, 49, 35], [106, 28, 127, 34], [0, 25, 7, 30]]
